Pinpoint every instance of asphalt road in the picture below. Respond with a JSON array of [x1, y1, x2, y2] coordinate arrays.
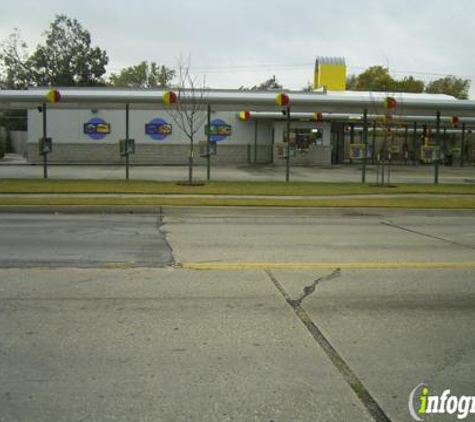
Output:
[[0, 213, 172, 267], [1, 208, 475, 421]]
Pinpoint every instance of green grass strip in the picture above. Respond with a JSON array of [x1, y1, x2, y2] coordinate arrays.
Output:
[[1, 179, 474, 196]]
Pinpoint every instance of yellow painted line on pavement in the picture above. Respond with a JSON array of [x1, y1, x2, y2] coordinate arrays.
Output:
[[181, 261, 475, 270]]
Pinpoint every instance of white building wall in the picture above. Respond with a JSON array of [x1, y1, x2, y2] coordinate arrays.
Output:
[[29, 109, 264, 145], [26, 108, 274, 164]]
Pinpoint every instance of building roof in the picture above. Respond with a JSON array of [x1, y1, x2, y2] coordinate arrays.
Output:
[[315, 57, 346, 66]]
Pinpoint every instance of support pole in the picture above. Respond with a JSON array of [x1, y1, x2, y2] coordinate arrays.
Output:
[[412, 121, 417, 166], [362, 109, 368, 183], [388, 154, 391, 185], [381, 132, 386, 186], [371, 121, 376, 164], [254, 119, 259, 164], [207, 104, 211, 181], [461, 123, 466, 167], [125, 104, 130, 181], [286, 106, 291, 182], [404, 125, 409, 165], [443, 126, 447, 156], [434, 111, 441, 184], [376, 156, 380, 185], [42, 103, 48, 179]]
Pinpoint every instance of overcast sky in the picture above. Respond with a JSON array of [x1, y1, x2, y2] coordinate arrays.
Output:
[[1, 0, 474, 97]]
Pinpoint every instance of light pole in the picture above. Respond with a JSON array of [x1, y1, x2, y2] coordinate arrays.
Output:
[[207, 104, 211, 181], [125, 104, 130, 180], [286, 105, 291, 182], [362, 109, 368, 183], [42, 102, 48, 179]]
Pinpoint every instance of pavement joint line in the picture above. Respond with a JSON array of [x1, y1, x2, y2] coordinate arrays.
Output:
[[7, 262, 474, 271], [180, 261, 475, 269], [264, 269, 392, 422], [381, 221, 475, 251]]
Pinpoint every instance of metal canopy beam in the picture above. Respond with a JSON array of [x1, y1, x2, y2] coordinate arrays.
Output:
[[1, 88, 475, 117], [341, 127, 472, 134], [239, 111, 475, 124]]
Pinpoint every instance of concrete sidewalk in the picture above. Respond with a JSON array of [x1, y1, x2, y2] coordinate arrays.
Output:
[[1, 153, 475, 184]]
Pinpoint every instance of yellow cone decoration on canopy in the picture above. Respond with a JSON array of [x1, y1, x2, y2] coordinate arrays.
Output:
[[314, 112, 323, 121], [276, 93, 290, 106], [239, 111, 251, 121], [383, 97, 397, 109], [45, 89, 61, 103], [162, 91, 177, 104]]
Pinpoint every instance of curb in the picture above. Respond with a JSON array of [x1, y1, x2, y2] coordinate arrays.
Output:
[[0, 204, 474, 216], [0, 205, 162, 214]]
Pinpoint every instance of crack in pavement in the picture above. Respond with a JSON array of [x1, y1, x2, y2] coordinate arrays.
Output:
[[291, 268, 341, 306], [157, 206, 176, 266], [264, 268, 392, 422]]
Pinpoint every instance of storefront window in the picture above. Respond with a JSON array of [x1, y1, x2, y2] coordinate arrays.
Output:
[[283, 128, 322, 150]]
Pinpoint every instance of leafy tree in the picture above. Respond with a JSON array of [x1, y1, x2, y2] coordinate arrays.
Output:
[[346, 74, 357, 90], [0, 29, 32, 88], [0, 63, 5, 89], [349, 65, 470, 97], [394, 76, 424, 93], [109, 61, 175, 88], [0, 15, 108, 88], [425, 75, 470, 99], [350, 66, 425, 94], [31, 15, 108, 86], [353, 66, 396, 92]]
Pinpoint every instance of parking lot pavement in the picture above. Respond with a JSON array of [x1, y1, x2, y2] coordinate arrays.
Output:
[[0, 154, 474, 184]]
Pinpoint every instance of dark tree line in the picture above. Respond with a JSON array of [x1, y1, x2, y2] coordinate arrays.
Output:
[[0, 15, 174, 89], [346, 65, 470, 99]]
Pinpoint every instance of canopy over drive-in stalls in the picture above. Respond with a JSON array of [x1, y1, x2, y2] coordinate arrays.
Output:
[[2, 88, 475, 172], [241, 111, 475, 125], [2, 88, 475, 116]]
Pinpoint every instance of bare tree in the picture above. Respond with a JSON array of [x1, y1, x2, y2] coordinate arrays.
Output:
[[166, 57, 208, 184]]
